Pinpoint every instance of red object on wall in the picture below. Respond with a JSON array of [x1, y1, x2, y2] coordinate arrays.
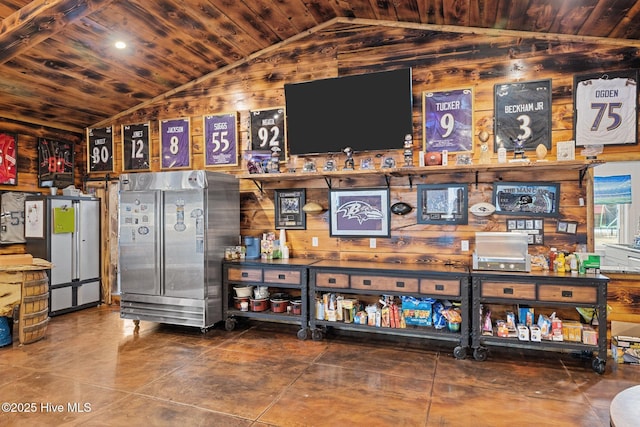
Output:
[[425, 152, 442, 166]]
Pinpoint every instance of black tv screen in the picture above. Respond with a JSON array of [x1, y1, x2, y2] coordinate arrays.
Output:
[[284, 68, 413, 156]]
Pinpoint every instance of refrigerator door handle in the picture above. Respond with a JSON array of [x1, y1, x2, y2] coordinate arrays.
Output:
[[158, 191, 165, 294], [73, 200, 81, 280]]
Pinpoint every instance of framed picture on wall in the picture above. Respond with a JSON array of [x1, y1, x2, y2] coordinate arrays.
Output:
[[506, 218, 545, 245], [417, 184, 468, 225], [557, 220, 578, 234], [204, 112, 238, 167], [250, 107, 285, 154], [86, 126, 113, 173], [24, 199, 44, 239], [493, 182, 560, 217], [423, 88, 474, 153], [329, 188, 390, 237], [494, 79, 552, 152], [38, 137, 74, 188], [0, 131, 18, 185], [160, 117, 191, 169], [274, 189, 306, 230], [573, 69, 638, 147], [122, 122, 151, 171]]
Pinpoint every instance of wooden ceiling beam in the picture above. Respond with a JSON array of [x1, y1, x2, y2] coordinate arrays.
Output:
[[0, 0, 116, 64], [0, 111, 83, 134]]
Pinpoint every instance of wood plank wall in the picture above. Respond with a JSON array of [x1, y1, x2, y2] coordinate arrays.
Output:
[[100, 21, 640, 266], [0, 120, 82, 255], [2, 21, 640, 319]]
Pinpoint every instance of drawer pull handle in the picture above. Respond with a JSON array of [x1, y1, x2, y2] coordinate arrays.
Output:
[[396, 281, 405, 288], [562, 290, 573, 298], [363, 279, 372, 286], [435, 284, 444, 291], [241, 272, 248, 278], [328, 278, 336, 284], [278, 274, 286, 279], [503, 287, 514, 295]]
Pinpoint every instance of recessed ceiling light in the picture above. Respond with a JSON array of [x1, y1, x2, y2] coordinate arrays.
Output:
[[115, 41, 127, 49]]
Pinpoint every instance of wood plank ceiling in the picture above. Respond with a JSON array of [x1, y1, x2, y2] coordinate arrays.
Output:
[[2, 0, 640, 134]]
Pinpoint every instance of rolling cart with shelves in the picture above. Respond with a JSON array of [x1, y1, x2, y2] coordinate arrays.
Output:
[[308, 260, 471, 359], [470, 271, 609, 373], [222, 259, 316, 340]]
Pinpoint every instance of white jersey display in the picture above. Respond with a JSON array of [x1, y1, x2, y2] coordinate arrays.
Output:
[[1, 192, 27, 244], [575, 77, 637, 146]]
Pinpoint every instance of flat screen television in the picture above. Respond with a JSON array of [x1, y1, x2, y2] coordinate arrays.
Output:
[[284, 68, 413, 156]]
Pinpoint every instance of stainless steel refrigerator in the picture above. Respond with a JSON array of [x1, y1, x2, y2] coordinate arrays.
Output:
[[118, 170, 239, 329], [25, 195, 101, 316]]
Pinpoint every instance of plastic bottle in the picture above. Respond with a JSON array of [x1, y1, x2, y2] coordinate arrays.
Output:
[[569, 254, 578, 273], [548, 247, 557, 271], [497, 142, 507, 164], [578, 254, 586, 274], [555, 252, 566, 273]]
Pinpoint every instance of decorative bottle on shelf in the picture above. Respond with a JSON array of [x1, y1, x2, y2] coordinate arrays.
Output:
[[279, 228, 290, 258], [497, 142, 507, 164], [548, 247, 557, 271]]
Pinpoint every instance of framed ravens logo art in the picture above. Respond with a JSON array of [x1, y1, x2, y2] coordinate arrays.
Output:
[[329, 188, 390, 237]]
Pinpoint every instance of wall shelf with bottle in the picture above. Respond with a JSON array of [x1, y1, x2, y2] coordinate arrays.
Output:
[[239, 160, 603, 192]]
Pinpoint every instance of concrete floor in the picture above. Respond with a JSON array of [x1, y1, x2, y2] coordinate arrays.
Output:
[[1, 304, 638, 426]]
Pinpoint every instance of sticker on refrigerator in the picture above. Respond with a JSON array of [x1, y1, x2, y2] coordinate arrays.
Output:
[[174, 199, 186, 231], [191, 208, 204, 253], [53, 207, 75, 234]]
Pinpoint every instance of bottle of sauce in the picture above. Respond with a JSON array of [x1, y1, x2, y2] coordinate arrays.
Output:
[[555, 252, 566, 273], [548, 248, 557, 271]]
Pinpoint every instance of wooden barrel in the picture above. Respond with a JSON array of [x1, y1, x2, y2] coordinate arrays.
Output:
[[18, 270, 49, 344]]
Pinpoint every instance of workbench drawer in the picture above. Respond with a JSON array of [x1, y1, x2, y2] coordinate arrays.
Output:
[[350, 275, 419, 293], [227, 267, 262, 282], [481, 281, 536, 300], [263, 269, 302, 285], [538, 284, 597, 304], [420, 278, 461, 297], [315, 272, 349, 288]]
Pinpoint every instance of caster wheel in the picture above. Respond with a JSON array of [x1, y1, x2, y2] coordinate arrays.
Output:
[[224, 318, 236, 331], [297, 328, 309, 340], [133, 319, 140, 327], [453, 346, 467, 360], [592, 358, 606, 374], [311, 329, 324, 341], [473, 347, 488, 361], [200, 327, 209, 334]]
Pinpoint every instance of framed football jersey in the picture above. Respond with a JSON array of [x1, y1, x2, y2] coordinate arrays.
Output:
[[574, 70, 638, 147], [0, 131, 17, 185], [0, 191, 27, 244], [494, 79, 552, 152], [86, 126, 114, 172]]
